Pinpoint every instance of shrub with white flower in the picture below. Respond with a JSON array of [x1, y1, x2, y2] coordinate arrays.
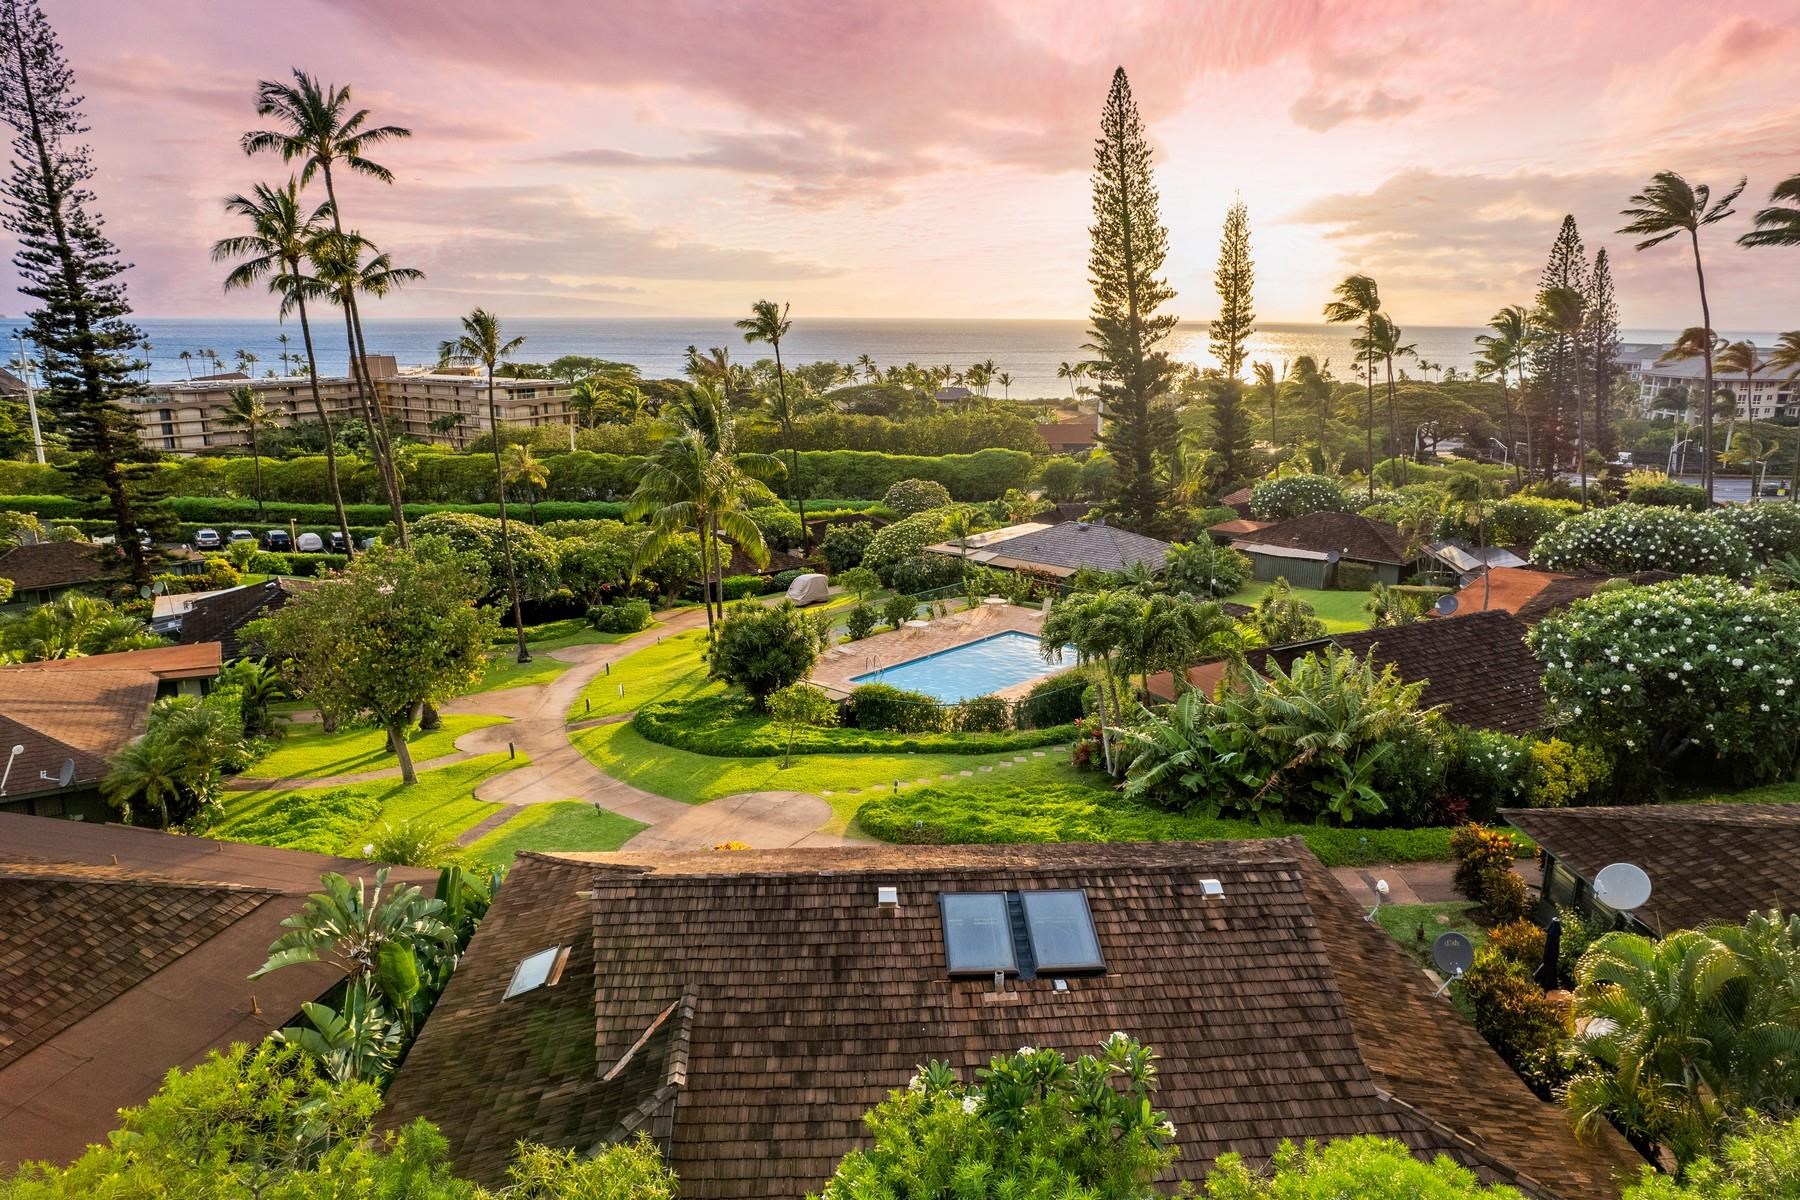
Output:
[[816, 1036, 1177, 1197], [1712, 503, 1800, 564], [1529, 577, 1800, 784], [1249, 474, 1352, 521], [1532, 504, 1754, 577]]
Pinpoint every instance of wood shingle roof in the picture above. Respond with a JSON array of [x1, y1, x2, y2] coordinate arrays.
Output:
[[383, 842, 1638, 1198], [1503, 804, 1800, 932], [1235, 511, 1414, 565]]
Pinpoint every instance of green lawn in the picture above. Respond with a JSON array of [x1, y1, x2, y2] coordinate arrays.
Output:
[[1374, 901, 1489, 967], [475, 650, 572, 693], [243, 714, 506, 780], [567, 628, 721, 721], [463, 800, 647, 868], [573, 721, 1070, 815], [1682, 778, 1800, 805], [851, 762, 1534, 867], [1227, 580, 1372, 633], [212, 754, 522, 856]]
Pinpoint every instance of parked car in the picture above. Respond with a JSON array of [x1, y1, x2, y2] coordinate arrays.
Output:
[[192, 528, 222, 551], [228, 529, 255, 543], [1759, 481, 1783, 497], [261, 529, 293, 552], [328, 531, 348, 553], [295, 532, 324, 553]]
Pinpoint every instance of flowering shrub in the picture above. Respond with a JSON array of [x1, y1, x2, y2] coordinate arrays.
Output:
[[1712, 502, 1800, 563], [816, 1036, 1177, 1199], [1487, 919, 1547, 966], [1532, 504, 1753, 576], [1447, 495, 1581, 548], [1248, 473, 1351, 520], [1527, 738, 1611, 807], [1451, 824, 1522, 911], [1443, 728, 1534, 820], [1462, 949, 1570, 1091], [1529, 577, 1800, 784], [881, 477, 953, 516]]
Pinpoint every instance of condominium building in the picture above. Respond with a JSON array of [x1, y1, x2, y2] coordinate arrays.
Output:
[[130, 356, 577, 454], [1626, 343, 1795, 423]]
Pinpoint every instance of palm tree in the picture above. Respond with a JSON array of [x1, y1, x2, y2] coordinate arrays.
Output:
[[1474, 308, 1524, 483], [1446, 468, 1500, 611], [236, 348, 259, 376], [736, 300, 807, 545], [503, 443, 547, 524], [1536, 286, 1589, 503], [214, 179, 356, 555], [1738, 172, 1800, 248], [627, 384, 782, 635], [1251, 361, 1279, 446], [101, 736, 186, 828], [1357, 313, 1416, 486], [1767, 331, 1800, 504], [218, 385, 271, 520], [1056, 360, 1088, 402], [1619, 171, 1746, 504], [1323, 274, 1381, 499], [1711, 340, 1760, 455], [996, 371, 1013, 400], [856, 352, 877, 381], [309, 231, 422, 543], [178, 349, 193, 378], [439, 309, 531, 663], [276, 331, 292, 375]]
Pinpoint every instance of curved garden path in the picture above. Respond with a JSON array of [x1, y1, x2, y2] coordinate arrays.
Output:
[[437, 607, 850, 850]]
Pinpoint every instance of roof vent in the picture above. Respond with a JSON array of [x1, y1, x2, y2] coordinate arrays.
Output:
[[1200, 878, 1225, 898], [503, 945, 570, 1000], [877, 885, 899, 907], [1075, 521, 1089, 530]]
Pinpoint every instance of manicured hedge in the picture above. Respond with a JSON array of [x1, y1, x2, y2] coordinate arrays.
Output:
[[630, 693, 1071, 757], [855, 780, 1535, 867], [794, 447, 1034, 501]]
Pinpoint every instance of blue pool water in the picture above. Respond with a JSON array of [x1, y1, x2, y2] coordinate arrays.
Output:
[[851, 631, 1073, 703]]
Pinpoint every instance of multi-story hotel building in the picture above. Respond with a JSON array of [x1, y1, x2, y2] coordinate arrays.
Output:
[[131, 356, 577, 454], [1622, 342, 1796, 423]]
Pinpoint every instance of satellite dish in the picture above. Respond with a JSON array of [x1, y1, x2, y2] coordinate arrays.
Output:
[[56, 758, 74, 788], [151, 580, 166, 595], [1434, 594, 1460, 616], [1325, 549, 1343, 564], [1594, 862, 1652, 912], [1432, 931, 1476, 977], [138, 584, 153, 598]]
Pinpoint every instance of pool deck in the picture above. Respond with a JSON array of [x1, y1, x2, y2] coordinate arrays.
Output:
[[810, 602, 1066, 701]]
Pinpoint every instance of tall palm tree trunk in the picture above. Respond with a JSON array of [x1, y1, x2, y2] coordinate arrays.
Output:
[[696, 516, 714, 637], [487, 370, 530, 663], [347, 292, 408, 542], [772, 340, 807, 550], [290, 281, 354, 557], [1691, 230, 1717, 503], [1498, 378, 1519, 484], [336, 300, 405, 542], [1364, 345, 1376, 500], [1384, 354, 1402, 486], [249, 420, 264, 521]]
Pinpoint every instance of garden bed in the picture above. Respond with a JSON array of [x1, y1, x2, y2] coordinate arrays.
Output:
[[631, 692, 1072, 757]]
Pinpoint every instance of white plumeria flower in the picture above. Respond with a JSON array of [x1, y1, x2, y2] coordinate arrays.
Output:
[[962, 1096, 981, 1114]]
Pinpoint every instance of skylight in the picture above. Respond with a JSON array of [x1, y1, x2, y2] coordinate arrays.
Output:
[[503, 945, 568, 1000], [940, 893, 1016, 975], [1020, 890, 1104, 973]]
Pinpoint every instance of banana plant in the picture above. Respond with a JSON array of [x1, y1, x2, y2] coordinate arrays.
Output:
[[275, 978, 404, 1084]]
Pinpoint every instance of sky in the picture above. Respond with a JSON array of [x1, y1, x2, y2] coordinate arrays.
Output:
[[7, 0, 1800, 327]]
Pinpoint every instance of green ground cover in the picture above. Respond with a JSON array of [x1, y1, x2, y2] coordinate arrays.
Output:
[[1680, 778, 1800, 805], [631, 692, 1072, 757], [475, 651, 572, 693], [243, 714, 505, 780], [573, 721, 1064, 814], [567, 628, 721, 720], [463, 800, 646, 868], [852, 766, 1533, 867], [1374, 901, 1489, 966], [211, 754, 522, 856], [1226, 580, 1373, 633]]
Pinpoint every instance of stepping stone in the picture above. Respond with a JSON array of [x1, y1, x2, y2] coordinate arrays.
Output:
[[1032, 751, 1046, 758], [915, 778, 933, 786], [998, 761, 1013, 769], [959, 770, 973, 777], [979, 765, 993, 773], [1013, 755, 1027, 762], [940, 774, 955, 781], [821, 790, 833, 796]]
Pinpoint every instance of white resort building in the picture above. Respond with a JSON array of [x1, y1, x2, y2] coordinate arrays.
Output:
[[131, 356, 576, 454], [1621, 341, 1796, 423]]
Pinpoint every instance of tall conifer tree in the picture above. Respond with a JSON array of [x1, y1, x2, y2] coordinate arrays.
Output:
[[1585, 247, 1621, 459], [1085, 67, 1178, 533], [1204, 377, 1253, 488], [0, 0, 161, 584], [1529, 215, 1589, 477], [1209, 197, 1255, 378]]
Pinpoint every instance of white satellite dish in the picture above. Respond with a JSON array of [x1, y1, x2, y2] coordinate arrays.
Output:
[[1434, 593, 1459, 616], [1325, 549, 1343, 564], [1594, 862, 1652, 912]]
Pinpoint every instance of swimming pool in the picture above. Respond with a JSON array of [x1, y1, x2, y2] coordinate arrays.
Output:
[[850, 631, 1072, 703]]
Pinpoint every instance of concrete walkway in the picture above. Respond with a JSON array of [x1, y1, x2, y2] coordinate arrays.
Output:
[[437, 607, 849, 850], [1333, 858, 1543, 907]]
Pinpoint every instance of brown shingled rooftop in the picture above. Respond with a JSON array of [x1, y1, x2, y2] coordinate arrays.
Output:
[[1503, 804, 1800, 933], [0, 542, 124, 593], [382, 842, 1638, 1198], [0, 814, 437, 1168], [1233, 511, 1415, 565]]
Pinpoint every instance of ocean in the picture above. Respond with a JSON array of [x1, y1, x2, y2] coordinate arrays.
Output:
[[0, 316, 1768, 400]]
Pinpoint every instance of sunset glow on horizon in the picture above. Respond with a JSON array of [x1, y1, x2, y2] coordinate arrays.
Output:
[[16, 0, 1800, 328]]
